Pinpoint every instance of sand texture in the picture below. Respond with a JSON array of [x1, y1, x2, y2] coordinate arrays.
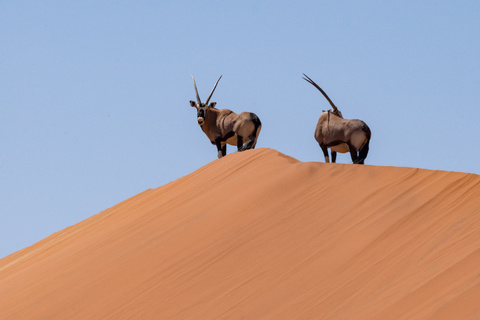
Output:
[[1, 148, 480, 319]]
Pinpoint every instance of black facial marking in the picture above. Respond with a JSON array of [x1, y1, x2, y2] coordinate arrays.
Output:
[[197, 108, 205, 119]]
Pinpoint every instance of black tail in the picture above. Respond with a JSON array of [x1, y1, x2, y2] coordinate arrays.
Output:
[[356, 125, 371, 164], [243, 114, 262, 150]]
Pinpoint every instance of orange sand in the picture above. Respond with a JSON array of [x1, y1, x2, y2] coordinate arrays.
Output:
[[1, 148, 480, 319]]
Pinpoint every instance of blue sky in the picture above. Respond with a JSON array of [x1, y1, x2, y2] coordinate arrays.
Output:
[[1, 1, 479, 258]]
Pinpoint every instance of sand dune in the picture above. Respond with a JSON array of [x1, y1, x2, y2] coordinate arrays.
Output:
[[1, 148, 480, 319]]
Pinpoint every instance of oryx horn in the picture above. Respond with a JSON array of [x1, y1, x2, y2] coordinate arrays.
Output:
[[191, 75, 202, 104], [205, 75, 222, 105], [303, 73, 339, 112]]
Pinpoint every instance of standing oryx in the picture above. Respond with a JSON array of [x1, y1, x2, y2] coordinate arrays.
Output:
[[189, 75, 262, 158], [303, 74, 371, 164]]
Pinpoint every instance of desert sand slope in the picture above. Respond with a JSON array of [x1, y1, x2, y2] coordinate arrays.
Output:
[[1, 148, 480, 319]]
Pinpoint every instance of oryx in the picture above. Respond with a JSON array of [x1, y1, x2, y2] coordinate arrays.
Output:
[[190, 75, 262, 158], [303, 74, 371, 164]]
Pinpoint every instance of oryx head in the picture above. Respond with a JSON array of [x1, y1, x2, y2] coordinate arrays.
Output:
[[189, 75, 222, 125], [303, 74, 343, 118]]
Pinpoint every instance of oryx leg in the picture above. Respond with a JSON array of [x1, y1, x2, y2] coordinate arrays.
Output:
[[356, 138, 370, 165], [237, 136, 244, 152], [243, 135, 257, 150], [215, 138, 227, 158], [331, 151, 337, 163], [243, 119, 261, 150], [319, 143, 330, 163], [347, 142, 359, 164]]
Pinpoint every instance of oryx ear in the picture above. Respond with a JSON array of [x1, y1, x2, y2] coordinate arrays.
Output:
[[209, 102, 216, 108], [190, 100, 197, 107]]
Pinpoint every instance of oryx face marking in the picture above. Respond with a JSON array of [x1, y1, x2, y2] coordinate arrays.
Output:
[[196, 105, 206, 125], [189, 101, 216, 126]]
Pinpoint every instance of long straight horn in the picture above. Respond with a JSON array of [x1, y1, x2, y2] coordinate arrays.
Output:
[[204, 75, 222, 105], [191, 75, 202, 104], [302, 73, 338, 112]]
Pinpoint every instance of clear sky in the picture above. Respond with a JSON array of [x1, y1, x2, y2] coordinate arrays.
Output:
[[1, 1, 479, 258]]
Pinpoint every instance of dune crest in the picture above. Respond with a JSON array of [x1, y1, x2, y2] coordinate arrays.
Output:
[[1, 148, 480, 319]]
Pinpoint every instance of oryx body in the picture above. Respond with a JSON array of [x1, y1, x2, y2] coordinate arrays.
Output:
[[303, 74, 371, 164], [190, 76, 261, 158]]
